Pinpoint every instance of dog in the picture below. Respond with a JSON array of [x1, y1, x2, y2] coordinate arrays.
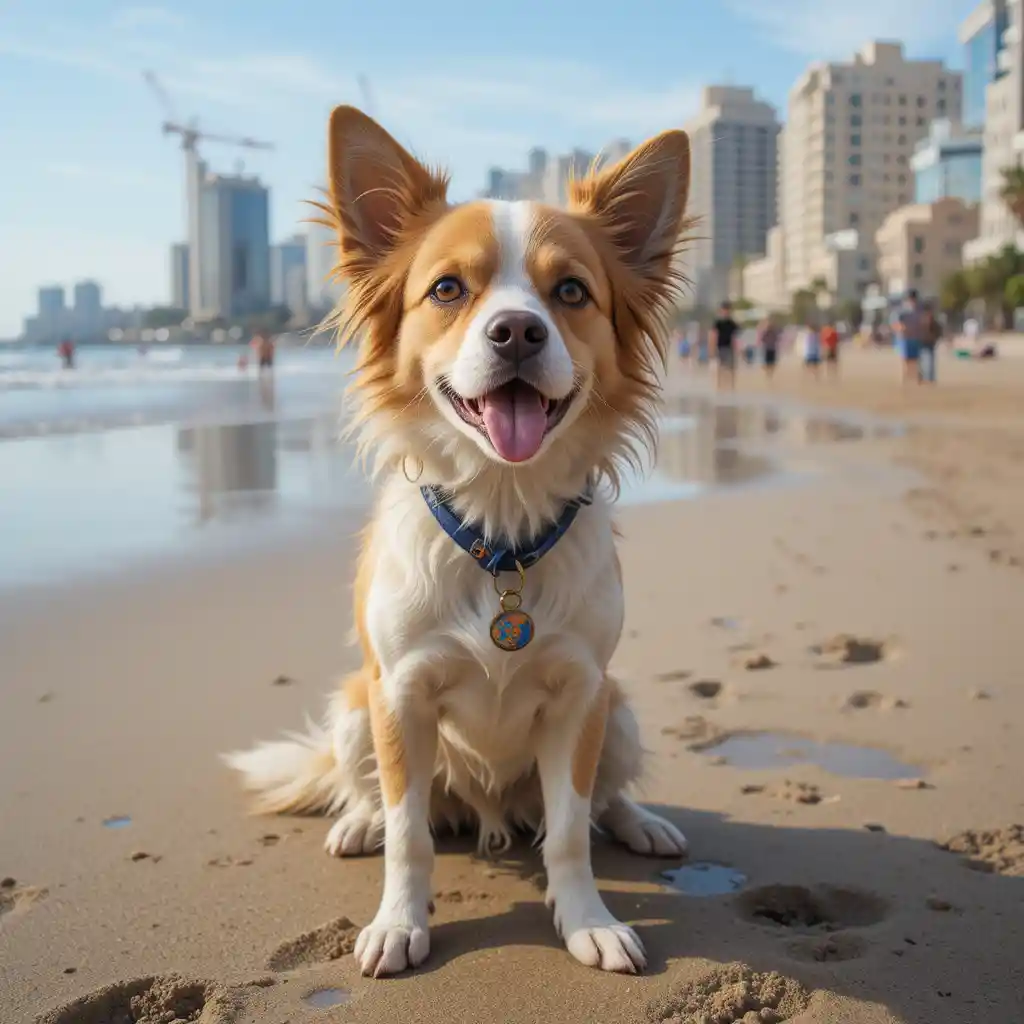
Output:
[[225, 105, 693, 978]]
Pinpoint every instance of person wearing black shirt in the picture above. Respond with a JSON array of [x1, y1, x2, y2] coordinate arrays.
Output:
[[710, 301, 740, 390]]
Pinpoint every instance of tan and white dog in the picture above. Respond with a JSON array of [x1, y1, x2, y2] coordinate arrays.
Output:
[[226, 106, 692, 978]]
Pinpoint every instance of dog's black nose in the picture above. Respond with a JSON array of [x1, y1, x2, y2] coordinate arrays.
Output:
[[485, 310, 548, 363]]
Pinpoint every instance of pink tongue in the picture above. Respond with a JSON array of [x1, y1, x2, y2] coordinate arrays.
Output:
[[479, 383, 548, 463]]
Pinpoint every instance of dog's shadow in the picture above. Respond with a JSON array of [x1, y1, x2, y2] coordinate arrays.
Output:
[[409, 804, 1024, 1021]]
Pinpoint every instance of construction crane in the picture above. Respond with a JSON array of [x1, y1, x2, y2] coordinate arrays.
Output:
[[143, 70, 275, 155], [144, 70, 275, 322]]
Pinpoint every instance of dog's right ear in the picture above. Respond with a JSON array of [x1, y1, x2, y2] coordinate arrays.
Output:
[[327, 106, 449, 262]]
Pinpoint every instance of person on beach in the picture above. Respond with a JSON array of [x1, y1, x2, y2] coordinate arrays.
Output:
[[57, 338, 75, 370], [820, 320, 840, 379], [919, 304, 942, 384], [710, 300, 739, 390], [254, 333, 275, 372], [895, 289, 924, 385], [799, 320, 821, 379], [757, 314, 781, 380]]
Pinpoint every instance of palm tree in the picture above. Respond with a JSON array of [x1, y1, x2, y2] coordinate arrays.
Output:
[[999, 166, 1024, 229], [939, 270, 971, 316]]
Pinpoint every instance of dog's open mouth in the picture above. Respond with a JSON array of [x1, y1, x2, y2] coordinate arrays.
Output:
[[444, 379, 575, 463]]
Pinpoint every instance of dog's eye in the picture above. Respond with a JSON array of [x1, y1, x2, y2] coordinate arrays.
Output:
[[429, 276, 465, 303], [554, 277, 589, 308]]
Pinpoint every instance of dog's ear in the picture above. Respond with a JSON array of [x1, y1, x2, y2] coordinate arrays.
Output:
[[327, 105, 448, 262], [569, 131, 691, 287]]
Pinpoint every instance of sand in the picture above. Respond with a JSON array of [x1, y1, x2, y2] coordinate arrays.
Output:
[[3, 345, 1024, 1023]]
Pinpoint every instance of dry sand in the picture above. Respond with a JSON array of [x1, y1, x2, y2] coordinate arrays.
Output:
[[3, 345, 1024, 1023]]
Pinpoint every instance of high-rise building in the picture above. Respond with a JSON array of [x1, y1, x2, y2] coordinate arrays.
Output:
[[72, 280, 103, 338], [912, 120, 983, 204], [192, 164, 272, 320], [38, 286, 65, 319], [271, 235, 307, 309], [170, 243, 190, 311], [960, 0, 1008, 129], [684, 86, 780, 307], [963, 0, 1024, 263], [779, 42, 961, 302]]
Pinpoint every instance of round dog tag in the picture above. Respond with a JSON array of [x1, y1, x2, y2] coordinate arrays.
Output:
[[490, 609, 534, 651]]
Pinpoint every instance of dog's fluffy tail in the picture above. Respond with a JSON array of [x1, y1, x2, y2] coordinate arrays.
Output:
[[222, 716, 348, 816]]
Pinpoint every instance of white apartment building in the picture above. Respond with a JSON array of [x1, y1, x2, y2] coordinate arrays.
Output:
[[962, 0, 1024, 263], [683, 86, 780, 308], [778, 42, 961, 302]]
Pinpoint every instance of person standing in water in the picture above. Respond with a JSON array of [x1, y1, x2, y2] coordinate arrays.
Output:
[[253, 332, 276, 372], [57, 338, 75, 369], [710, 300, 740, 390]]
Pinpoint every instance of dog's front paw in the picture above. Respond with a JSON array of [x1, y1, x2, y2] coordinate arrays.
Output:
[[565, 922, 647, 974], [355, 917, 430, 977]]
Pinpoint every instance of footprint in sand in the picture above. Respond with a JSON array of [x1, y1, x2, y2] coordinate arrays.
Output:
[[0, 878, 47, 921], [34, 974, 238, 1024], [266, 916, 360, 972], [938, 825, 1024, 876], [688, 679, 723, 700], [646, 962, 811, 1023], [737, 883, 888, 936], [661, 715, 721, 745], [843, 690, 909, 712], [811, 635, 891, 667], [740, 780, 826, 806], [740, 653, 777, 671]]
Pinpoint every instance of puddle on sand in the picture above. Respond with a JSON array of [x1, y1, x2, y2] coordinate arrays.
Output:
[[700, 733, 919, 780], [102, 815, 132, 829], [662, 862, 748, 897], [304, 988, 351, 1009]]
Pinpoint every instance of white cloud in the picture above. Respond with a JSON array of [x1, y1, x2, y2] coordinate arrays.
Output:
[[725, 0, 968, 58]]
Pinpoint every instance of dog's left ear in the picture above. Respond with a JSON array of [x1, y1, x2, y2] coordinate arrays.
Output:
[[569, 130, 691, 290]]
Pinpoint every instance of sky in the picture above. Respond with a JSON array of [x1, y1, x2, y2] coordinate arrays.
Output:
[[0, 0, 979, 338]]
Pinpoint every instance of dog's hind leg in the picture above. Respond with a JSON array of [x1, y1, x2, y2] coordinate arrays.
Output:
[[322, 673, 384, 856], [593, 686, 688, 858]]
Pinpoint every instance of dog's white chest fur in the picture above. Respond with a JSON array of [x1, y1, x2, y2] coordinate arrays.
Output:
[[364, 477, 623, 789]]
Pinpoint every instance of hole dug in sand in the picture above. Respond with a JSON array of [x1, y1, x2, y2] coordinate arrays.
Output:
[[266, 916, 360, 971], [646, 962, 811, 1024], [811, 635, 889, 666], [34, 975, 235, 1024], [737, 884, 888, 933]]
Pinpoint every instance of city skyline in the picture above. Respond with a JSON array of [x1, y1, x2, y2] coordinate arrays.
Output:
[[0, 0, 978, 337]]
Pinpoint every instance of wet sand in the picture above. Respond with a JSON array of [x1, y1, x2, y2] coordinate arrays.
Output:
[[3, 348, 1024, 1023]]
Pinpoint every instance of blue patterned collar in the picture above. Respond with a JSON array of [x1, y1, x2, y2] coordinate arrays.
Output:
[[420, 483, 594, 575]]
